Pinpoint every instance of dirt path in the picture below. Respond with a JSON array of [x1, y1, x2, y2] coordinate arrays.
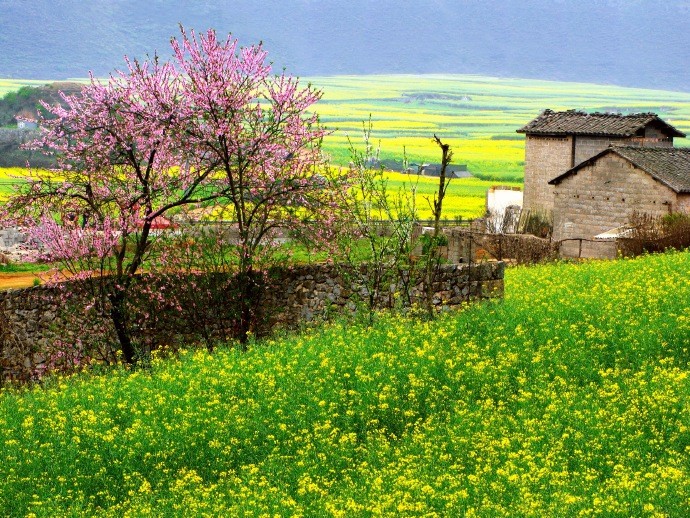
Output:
[[0, 272, 43, 290]]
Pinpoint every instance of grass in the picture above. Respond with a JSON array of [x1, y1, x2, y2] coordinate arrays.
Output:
[[0, 262, 49, 273], [1, 249, 690, 516]]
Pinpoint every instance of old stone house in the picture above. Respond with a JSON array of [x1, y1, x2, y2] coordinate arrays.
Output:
[[517, 110, 685, 214], [518, 110, 689, 257]]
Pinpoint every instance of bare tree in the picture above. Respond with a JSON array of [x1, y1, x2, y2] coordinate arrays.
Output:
[[421, 135, 453, 317]]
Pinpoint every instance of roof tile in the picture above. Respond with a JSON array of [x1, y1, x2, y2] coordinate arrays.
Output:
[[517, 109, 685, 138]]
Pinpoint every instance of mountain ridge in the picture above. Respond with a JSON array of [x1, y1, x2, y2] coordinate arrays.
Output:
[[1, 0, 689, 92]]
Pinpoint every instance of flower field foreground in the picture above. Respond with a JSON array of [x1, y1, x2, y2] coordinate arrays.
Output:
[[2, 251, 690, 516]]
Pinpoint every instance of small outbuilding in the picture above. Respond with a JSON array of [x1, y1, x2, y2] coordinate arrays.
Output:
[[15, 109, 39, 130], [548, 146, 690, 257]]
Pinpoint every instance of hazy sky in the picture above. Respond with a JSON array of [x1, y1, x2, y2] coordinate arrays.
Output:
[[1, 0, 690, 91]]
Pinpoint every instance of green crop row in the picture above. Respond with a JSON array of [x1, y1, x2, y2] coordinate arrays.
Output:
[[312, 74, 690, 181]]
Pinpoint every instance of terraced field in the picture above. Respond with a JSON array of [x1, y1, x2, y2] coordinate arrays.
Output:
[[4, 74, 690, 211], [312, 74, 690, 181]]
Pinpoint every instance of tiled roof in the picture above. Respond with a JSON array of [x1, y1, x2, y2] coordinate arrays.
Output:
[[517, 109, 686, 138], [549, 146, 690, 193]]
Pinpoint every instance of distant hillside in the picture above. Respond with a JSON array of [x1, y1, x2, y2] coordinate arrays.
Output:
[[1, 1, 690, 92], [0, 128, 55, 168], [0, 82, 83, 167], [0, 82, 82, 127]]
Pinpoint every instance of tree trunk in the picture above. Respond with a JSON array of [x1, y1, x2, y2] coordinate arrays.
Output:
[[109, 291, 136, 364], [236, 267, 259, 351], [424, 135, 453, 318]]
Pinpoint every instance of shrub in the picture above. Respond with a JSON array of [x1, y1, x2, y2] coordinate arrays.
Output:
[[618, 211, 690, 256], [517, 208, 552, 239]]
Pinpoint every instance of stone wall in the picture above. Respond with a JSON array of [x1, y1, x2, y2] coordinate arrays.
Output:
[[0, 227, 27, 248], [263, 263, 504, 325], [0, 262, 505, 381], [0, 284, 74, 382], [522, 135, 573, 213], [558, 239, 618, 260], [446, 229, 559, 264]]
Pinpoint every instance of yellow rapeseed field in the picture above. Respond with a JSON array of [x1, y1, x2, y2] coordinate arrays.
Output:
[[7, 73, 690, 212], [1, 250, 689, 515], [312, 74, 690, 182]]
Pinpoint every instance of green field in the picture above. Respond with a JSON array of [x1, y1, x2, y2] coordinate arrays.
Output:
[[311, 74, 690, 181], [1, 250, 689, 516], [0, 78, 52, 98], [4, 73, 690, 215]]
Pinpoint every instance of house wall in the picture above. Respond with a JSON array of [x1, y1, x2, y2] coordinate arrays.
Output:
[[677, 194, 690, 212], [0, 227, 27, 249], [552, 153, 679, 257], [523, 135, 572, 213], [573, 136, 627, 165], [523, 125, 676, 217], [486, 187, 523, 231], [643, 124, 675, 146]]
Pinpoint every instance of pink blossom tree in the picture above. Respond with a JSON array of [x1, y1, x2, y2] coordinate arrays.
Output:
[[2, 56, 217, 364], [1, 27, 339, 363], [171, 28, 337, 346]]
